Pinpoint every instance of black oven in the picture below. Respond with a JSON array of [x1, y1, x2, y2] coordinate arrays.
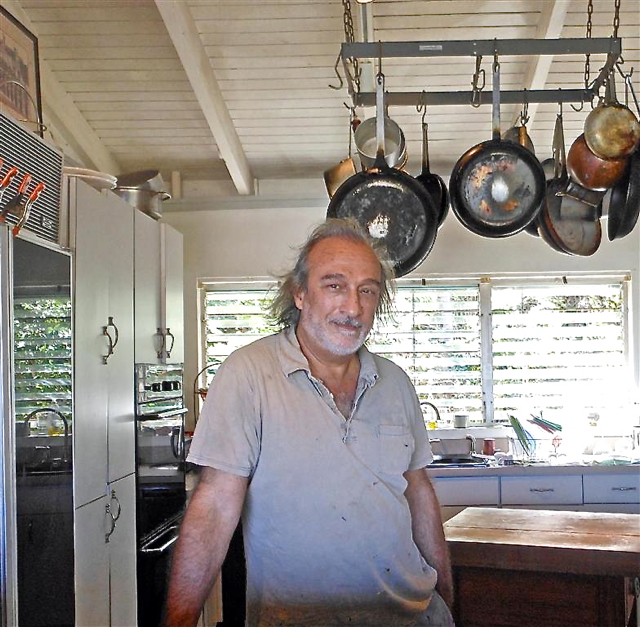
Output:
[[135, 363, 188, 627]]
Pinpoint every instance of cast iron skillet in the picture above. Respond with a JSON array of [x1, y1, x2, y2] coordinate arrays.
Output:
[[449, 60, 545, 238], [607, 148, 640, 240], [327, 74, 439, 277]]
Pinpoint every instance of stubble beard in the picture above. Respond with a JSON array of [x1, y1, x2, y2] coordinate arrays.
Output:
[[300, 310, 371, 357]]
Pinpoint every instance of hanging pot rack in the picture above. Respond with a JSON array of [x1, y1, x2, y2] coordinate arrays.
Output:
[[340, 37, 623, 108]]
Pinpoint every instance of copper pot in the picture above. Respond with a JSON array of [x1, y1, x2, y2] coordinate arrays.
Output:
[[566, 134, 627, 192]]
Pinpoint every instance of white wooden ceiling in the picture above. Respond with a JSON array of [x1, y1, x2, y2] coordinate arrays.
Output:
[[4, 0, 640, 199]]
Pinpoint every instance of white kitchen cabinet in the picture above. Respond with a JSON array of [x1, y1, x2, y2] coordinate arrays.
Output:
[[107, 473, 138, 627], [72, 180, 137, 626], [500, 474, 583, 506], [583, 472, 640, 504], [74, 494, 110, 627], [134, 211, 184, 364], [431, 476, 500, 506], [74, 475, 137, 627]]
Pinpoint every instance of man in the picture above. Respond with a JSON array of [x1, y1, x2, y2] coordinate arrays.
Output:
[[165, 219, 454, 627]]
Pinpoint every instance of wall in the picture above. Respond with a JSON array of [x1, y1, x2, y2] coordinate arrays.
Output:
[[163, 199, 640, 428]]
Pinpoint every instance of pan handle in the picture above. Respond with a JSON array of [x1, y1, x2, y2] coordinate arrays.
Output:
[[491, 53, 501, 141], [375, 72, 386, 162]]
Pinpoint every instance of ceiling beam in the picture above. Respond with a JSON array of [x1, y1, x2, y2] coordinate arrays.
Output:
[[3, 0, 120, 174], [512, 0, 571, 128], [155, 1, 254, 196]]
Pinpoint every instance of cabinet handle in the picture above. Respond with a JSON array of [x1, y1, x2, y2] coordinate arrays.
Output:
[[165, 327, 175, 358], [109, 489, 122, 522], [157, 327, 166, 359], [612, 486, 637, 492], [102, 316, 119, 364], [530, 487, 555, 493], [105, 503, 116, 543]]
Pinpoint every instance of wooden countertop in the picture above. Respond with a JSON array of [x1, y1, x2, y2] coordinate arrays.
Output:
[[444, 507, 640, 577]]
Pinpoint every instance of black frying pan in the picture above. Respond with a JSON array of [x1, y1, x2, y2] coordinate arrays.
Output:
[[607, 149, 640, 240], [450, 60, 545, 238], [327, 74, 439, 277], [415, 121, 449, 228]]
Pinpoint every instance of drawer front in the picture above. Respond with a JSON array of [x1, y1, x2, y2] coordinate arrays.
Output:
[[431, 477, 499, 506], [501, 475, 583, 505], [583, 473, 640, 504]]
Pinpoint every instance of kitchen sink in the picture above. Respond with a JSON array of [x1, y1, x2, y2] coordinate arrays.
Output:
[[428, 454, 490, 467]]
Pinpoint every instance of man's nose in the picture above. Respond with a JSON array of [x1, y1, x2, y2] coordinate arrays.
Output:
[[341, 288, 363, 316]]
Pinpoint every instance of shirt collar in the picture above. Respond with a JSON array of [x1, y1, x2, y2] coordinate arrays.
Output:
[[277, 325, 379, 385]]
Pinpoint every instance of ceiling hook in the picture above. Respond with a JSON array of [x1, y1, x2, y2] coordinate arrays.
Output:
[[329, 52, 344, 90], [416, 91, 428, 124], [470, 55, 485, 108]]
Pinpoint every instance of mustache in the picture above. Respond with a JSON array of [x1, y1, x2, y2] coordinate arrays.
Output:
[[329, 316, 363, 329]]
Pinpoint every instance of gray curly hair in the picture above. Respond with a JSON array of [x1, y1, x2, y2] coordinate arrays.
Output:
[[269, 218, 395, 329]]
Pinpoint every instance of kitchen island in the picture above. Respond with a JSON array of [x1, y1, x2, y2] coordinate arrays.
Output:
[[444, 507, 640, 627]]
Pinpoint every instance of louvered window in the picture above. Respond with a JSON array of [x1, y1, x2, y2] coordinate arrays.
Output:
[[200, 277, 631, 428], [491, 281, 630, 427], [13, 296, 73, 424]]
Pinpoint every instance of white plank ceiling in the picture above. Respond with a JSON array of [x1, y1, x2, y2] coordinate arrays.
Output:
[[3, 0, 640, 199]]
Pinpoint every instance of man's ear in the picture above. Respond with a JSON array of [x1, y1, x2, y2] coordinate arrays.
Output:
[[293, 290, 304, 310]]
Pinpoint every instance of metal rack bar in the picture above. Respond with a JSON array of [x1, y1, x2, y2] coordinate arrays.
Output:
[[353, 89, 591, 107], [341, 38, 622, 107], [341, 38, 621, 59]]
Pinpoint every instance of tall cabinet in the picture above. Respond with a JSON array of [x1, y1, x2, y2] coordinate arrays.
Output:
[[134, 210, 184, 365], [72, 179, 137, 627]]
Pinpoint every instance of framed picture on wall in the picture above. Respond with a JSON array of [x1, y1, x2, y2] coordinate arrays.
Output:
[[0, 7, 43, 137]]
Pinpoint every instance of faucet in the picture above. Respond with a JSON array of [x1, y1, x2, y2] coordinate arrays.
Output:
[[420, 401, 441, 426], [24, 408, 70, 465], [466, 434, 476, 455]]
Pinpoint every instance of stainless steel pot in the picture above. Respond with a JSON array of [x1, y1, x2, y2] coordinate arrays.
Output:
[[115, 170, 171, 219], [114, 187, 171, 219], [354, 114, 407, 169]]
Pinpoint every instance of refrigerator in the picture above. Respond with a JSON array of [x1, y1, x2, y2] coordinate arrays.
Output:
[[0, 229, 74, 627]]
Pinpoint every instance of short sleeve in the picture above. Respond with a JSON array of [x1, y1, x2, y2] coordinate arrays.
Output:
[[187, 352, 262, 477]]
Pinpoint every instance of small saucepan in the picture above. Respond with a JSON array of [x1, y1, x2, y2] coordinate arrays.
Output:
[[450, 59, 545, 238]]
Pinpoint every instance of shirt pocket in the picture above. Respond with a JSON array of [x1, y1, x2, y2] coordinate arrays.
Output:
[[378, 424, 414, 475]]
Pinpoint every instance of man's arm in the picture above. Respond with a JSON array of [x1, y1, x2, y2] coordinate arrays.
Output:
[[163, 466, 249, 627], [404, 467, 454, 609]]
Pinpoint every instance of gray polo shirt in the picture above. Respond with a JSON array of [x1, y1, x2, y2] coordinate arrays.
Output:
[[188, 327, 437, 627]]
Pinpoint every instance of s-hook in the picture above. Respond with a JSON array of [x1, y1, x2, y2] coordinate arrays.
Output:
[[471, 55, 485, 108]]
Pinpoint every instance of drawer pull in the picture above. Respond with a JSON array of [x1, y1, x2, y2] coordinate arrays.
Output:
[[530, 487, 555, 493], [612, 486, 637, 492]]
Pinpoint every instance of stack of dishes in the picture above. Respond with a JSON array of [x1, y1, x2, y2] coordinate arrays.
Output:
[[62, 167, 117, 191]]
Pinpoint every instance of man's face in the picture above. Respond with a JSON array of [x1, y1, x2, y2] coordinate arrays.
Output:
[[294, 237, 382, 359]]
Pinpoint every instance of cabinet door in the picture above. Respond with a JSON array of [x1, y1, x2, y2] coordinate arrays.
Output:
[[501, 475, 583, 505], [108, 473, 138, 627], [134, 211, 162, 363], [583, 473, 640, 504], [161, 223, 184, 364], [74, 181, 109, 507], [74, 495, 110, 627], [107, 195, 135, 483], [430, 476, 500, 506]]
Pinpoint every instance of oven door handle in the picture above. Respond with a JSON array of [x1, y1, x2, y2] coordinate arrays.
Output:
[[140, 525, 179, 554]]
